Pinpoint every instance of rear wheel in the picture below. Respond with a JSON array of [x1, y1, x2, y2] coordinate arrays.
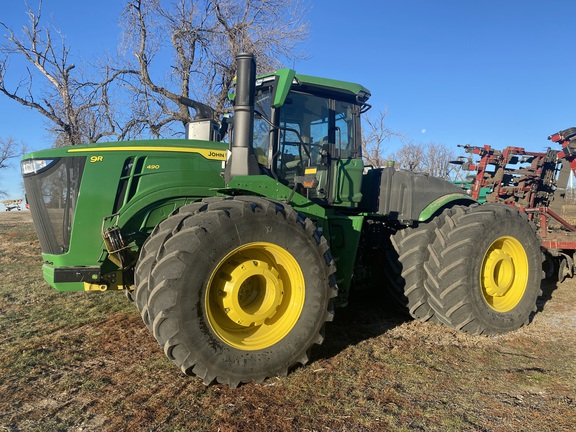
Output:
[[134, 197, 337, 386], [384, 214, 452, 322], [425, 204, 543, 334]]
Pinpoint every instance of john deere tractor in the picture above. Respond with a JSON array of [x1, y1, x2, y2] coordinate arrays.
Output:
[[21, 53, 543, 386]]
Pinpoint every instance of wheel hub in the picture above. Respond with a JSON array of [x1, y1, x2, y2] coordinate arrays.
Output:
[[483, 249, 515, 296], [205, 242, 305, 350], [220, 259, 284, 326], [480, 236, 529, 312]]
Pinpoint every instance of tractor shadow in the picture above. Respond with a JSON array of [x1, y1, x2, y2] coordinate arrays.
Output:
[[535, 277, 562, 315], [313, 277, 563, 363], [311, 288, 411, 362]]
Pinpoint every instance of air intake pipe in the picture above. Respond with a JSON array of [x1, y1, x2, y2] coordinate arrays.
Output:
[[225, 52, 260, 184]]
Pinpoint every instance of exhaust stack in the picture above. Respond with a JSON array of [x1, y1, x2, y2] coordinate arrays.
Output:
[[225, 52, 260, 184]]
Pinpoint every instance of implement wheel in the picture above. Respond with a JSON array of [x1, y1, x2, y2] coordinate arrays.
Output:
[[134, 197, 337, 386], [425, 204, 543, 334]]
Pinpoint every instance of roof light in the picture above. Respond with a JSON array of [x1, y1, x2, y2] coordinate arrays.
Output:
[[21, 159, 55, 175]]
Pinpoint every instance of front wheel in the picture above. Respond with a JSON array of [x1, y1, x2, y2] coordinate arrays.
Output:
[[134, 197, 337, 386], [424, 204, 543, 334]]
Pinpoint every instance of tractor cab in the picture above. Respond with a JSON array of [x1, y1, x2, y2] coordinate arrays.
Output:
[[249, 70, 370, 207]]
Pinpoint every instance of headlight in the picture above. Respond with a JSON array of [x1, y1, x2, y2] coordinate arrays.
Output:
[[21, 159, 57, 175]]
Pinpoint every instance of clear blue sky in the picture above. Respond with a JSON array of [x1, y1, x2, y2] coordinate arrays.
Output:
[[1, 0, 575, 199]]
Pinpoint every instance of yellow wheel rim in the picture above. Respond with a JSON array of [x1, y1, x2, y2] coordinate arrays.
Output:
[[480, 236, 528, 312], [205, 242, 305, 350]]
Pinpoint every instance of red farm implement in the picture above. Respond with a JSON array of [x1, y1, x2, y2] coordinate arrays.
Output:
[[455, 127, 576, 281]]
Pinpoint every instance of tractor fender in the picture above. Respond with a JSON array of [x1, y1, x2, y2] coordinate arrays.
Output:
[[417, 193, 476, 222], [115, 188, 216, 235]]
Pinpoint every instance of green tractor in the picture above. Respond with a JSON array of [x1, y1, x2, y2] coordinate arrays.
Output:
[[21, 53, 543, 386]]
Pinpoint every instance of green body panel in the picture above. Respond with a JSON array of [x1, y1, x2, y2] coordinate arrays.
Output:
[[332, 158, 365, 207], [25, 139, 227, 291], [226, 175, 328, 216], [271, 68, 296, 108], [322, 213, 364, 305]]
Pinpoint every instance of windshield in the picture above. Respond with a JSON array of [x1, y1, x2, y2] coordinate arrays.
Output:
[[279, 92, 359, 156]]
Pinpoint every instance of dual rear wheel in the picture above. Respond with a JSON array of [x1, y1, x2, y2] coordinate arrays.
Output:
[[386, 204, 543, 334]]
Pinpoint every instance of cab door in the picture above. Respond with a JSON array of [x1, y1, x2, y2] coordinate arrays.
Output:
[[275, 91, 363, 208], [308, 98, 363, 207]]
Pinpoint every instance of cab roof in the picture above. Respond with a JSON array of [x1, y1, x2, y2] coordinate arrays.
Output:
[[256, 68, 371, 108]]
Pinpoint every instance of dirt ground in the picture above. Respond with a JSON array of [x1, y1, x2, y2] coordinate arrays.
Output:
[[0, 211, 575, 431], [0, 209, 31, 222]]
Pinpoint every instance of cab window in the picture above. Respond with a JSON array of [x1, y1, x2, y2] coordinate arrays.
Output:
[[253, 87, 273, 165]]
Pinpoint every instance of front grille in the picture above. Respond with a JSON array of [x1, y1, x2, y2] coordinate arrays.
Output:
[[23, 157, 86, 254]]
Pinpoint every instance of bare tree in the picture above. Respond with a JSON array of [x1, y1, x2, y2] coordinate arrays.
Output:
[[0, 1, 136, 146], [120, 0, 309, 137], [361, 109, 456, 179], [388, 140, 456, 180], [1, 1, 310, 144], [0, 137, 22, 170], [387, 139, 426, 172], [422, 142, 456, 179], [0, 136, 25, 197], [361, 108, 404, 167]]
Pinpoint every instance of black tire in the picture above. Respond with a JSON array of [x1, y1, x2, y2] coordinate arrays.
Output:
[[134, 196, 337, 386], [384, 217, 447, 322], [424, 204, 543, 334], [133, 198, 222, 329]]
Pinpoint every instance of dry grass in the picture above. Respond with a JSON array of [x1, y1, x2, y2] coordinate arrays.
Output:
[[1, 212, 575, 431]]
